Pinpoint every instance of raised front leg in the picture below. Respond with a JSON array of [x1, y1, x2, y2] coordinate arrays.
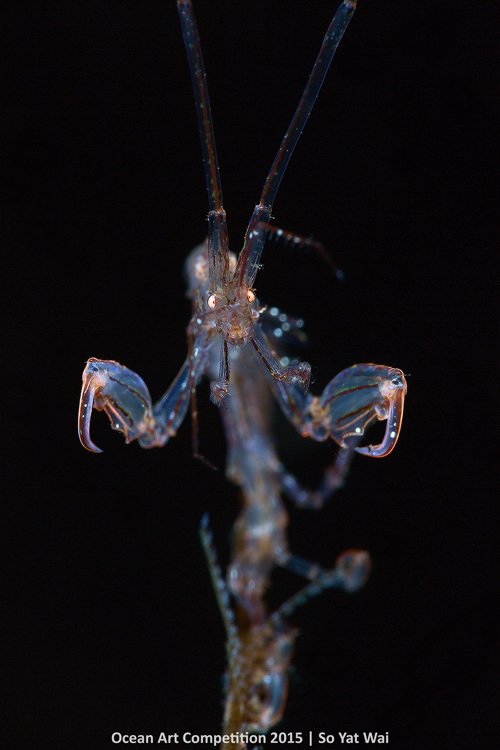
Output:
[[315, 364, 407, 457], [271, 364, 407, 459], [78, 332, 212, 453], [79, 358, 160, 453]]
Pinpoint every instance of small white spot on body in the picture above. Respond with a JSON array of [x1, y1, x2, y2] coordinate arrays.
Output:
[[277, 229, 283, 236], [355, 427, 361, 434], [390, 431, 396, 438]]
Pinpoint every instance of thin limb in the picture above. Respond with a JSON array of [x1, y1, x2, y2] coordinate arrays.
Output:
[[187, 333, 217, 469], [255, 222, 344, 281], [152, 329, 212, 431], [250, 328, 311, 393], [278, 553, 323, 582], [281, 440, 360, 510], [210, 340, 230, 404], [177, 0, 229, 289], [272, 548, 371, 622]]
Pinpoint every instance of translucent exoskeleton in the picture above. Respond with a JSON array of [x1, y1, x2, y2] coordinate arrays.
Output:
[[200, 516, 371, 738], [78, 0, 407, 743]]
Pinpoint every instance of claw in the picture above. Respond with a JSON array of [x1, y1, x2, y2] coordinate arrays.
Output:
[[355, 369, 406, 458], [78, 358, 156, 452], [78, 363, 103, 453], [316, 364, 407, 457]]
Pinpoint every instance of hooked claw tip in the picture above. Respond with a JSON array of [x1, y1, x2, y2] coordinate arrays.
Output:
[[356, 381, 406, 458], [79, 433, 103, 454], [78, 373, 103, 453], [355, 420, 400, 458]]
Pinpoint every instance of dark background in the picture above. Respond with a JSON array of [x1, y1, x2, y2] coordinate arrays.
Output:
[[4, 1, 497, 748]]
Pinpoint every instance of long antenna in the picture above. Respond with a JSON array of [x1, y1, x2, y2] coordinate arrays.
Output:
[[176, 0, 223, 213], [260, 0, 357, 211], [177, 1, 229, 289], [235, 1, 356, 288]]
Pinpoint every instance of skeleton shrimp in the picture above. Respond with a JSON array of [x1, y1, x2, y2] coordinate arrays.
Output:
[[77, 0, 407, 741]]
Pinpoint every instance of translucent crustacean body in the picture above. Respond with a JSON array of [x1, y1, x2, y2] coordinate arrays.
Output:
[[78, 0, 407, 743], [200, 514, 371, 745]]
